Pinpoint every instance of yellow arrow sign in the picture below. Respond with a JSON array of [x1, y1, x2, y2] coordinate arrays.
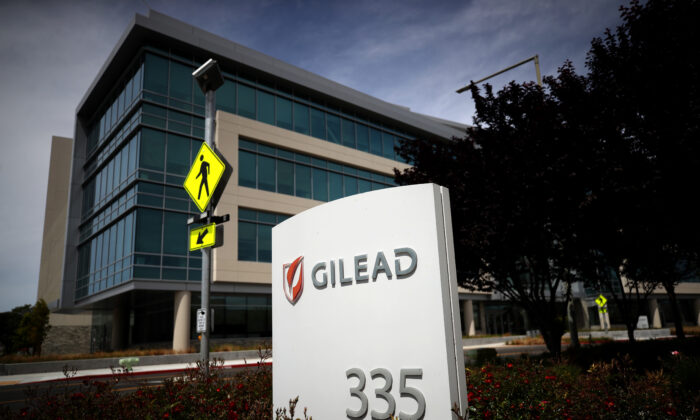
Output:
[[184, 143, 227, 212], [595, 294, 607, 308], [189, 223, 216, 251]]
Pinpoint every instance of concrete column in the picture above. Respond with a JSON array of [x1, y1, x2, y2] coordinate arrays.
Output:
[[173, 291, 191, 351], [597, 307, 609, 330], [648, 298, 662, 328], [462, 300, 476, 337], [479, 302, 487, 335], [693, 298, 700, 327], [576, 299, 590, 329], [111, 304, 127, 350]]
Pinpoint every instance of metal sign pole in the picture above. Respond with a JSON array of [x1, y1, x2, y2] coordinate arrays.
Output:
[[201, 89, 215, 375]]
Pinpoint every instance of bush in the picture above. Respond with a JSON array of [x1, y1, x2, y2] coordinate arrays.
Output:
[[0, 348, 311, 420]]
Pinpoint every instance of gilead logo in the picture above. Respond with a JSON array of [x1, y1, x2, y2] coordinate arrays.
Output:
[[282, 256, 304, 305], [312, 247, 418, 289]]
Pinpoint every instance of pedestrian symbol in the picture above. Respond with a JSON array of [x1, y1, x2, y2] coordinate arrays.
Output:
[[196, 155, 210, 199], [189, 223, 216, 251], [184, 143, 228, 212]]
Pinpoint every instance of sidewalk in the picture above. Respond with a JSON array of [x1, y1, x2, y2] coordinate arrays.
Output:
[[0, 350, 269, 386]]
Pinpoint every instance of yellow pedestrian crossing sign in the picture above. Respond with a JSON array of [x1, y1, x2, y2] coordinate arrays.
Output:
[[190, 223, 216, 251], [184, 143, 230, 212], [595, 294, 607, 308]]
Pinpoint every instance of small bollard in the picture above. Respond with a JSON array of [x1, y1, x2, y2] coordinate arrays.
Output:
[[118, 357, 140, 372]]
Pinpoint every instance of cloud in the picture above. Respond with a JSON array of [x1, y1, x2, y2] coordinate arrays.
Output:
[[0, 0, 624, 311]]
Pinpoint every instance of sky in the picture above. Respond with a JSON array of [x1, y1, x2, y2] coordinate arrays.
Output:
[[0, 0, 626, 312]]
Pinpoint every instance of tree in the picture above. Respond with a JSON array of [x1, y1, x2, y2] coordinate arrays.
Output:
[[0, 304, 30, 354], [396, 63, 595, 356], [14, 299, 51, 355], [586, 0, 700, 338]]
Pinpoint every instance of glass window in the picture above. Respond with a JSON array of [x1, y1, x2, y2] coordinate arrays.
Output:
[[258, 225, 272, 262], [169, 61, 192, 103], [276, 97, 292, 129], [163, 212, 187, 255], [218, 80, 236, 114], [395, 138, 407, 163], [120, 145, 129, 184], [140, 128, 165, 171], [135, 208, 162, 253], [277, 160, 293, 195], [358, 179, 371, 193], [310, 108, 325, 140], [327, 114, 341, 143], [166, 134, 190, 175], [293, 103, 310, 135], [258, 155, 276, 192], [370, 128, 382, 156], [109, 224, 118, 265], [238, 84, 256, 119], [382, 132, 394, 159], [238, 221, 257, 261], [356, 124, 369, 152], [344, 175, 358, 196], [101, 229, 110, 269], [113, 153, 121, 189], [128, 136, 138, 175], [238, 150, 257, 188], [125, 77, 134, 109], [295, 164, 311, 198], [342, 118, 355, 148], [258, 91, 275, 125], [123, 212, 134, 257], [238, 208, 257, 221], [143, 54, 169, 95], [329, 172, 343, 201], [115, 219, 124, 260]]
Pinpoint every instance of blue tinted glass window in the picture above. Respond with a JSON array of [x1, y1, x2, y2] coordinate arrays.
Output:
[[327, 114, 341, 143], [135, 208, 162, 253], [358, 179, 371, 193], [370, 128, 382, 156], [140, 128, 165, 171], [258, 225, 272, 262], [293, 103, 309, 135], [258, 91, 275, 125], [329, 172, 343, 201], [238, 221, 257, 261], [342, 118, 355, 147], [295, 164, 311, 198], [218, 80, 236, 114], [239, 150, 257, 188], [356, 124, 369, 152], [116, 219, 124, 260], [163, 212, 187, 255], [276, 97, 292, 129], [310, 108, 325, 140], [166, 134, 190, 176], [123, 212, 134, 257], [258, 155, 276, 192], [120, 146, 129, 184], [169, 61, 192, 103], [143, 54, 168, 95], [382, 132, 394, 159], [313, 168, 328, 201], [277, 160, 293, 195], [238, 84, 256, 119], [344, 175, 358, 196]]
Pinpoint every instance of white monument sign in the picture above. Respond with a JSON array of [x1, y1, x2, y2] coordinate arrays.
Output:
[[272, 184, 467, 419]]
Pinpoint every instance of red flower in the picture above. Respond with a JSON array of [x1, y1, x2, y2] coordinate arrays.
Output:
[[544, 375, 556, 380], [507, 363, 513, 368]]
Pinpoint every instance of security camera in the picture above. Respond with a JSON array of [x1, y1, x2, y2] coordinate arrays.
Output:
[[192, 58, 224, 93]]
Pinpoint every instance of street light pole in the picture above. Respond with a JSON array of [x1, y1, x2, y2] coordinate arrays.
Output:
[[192, 59, 224, 375], [456, 54, 542, 94]]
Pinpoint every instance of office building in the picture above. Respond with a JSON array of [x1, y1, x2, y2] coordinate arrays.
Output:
[[39, 10, 700, 353]]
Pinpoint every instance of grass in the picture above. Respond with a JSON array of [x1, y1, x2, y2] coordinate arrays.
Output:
[[0, 342, 266, 364]]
